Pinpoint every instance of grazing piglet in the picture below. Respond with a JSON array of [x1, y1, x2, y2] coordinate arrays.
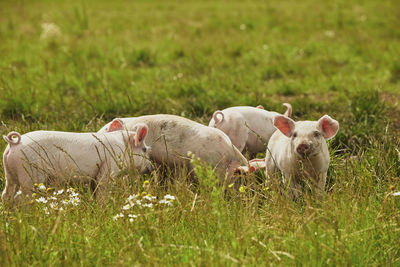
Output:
[[98, 115, 247, 178], [265, 115, 339, 198], [2, 124, 151, 204], [208, 103, 292, 155]]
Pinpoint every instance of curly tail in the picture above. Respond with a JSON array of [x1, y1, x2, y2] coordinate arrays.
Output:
[[283, 103, 292, 117], [212, 111, 224, 125], [3, 131, 21, 146]]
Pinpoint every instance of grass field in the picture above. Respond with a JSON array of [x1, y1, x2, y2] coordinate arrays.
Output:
[[0, 0, 399, 265]]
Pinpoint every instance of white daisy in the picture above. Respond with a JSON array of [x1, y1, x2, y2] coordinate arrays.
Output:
[[164, 194, 175, 200], [35, 197, 48, 203]]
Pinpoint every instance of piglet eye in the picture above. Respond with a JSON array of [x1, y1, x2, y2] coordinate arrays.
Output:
[[293, 132, 297, 138], [142, 147, 147, 153], [314, 131, 320, 137]]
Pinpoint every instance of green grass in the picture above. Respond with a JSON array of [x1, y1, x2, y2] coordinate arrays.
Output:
[[0, 0, 399, 265]]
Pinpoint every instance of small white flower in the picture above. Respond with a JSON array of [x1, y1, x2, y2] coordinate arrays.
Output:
[[128, 214, 137, 218], [113, 213, 124, 221], [57, 189, 64, 195], [43, 207, 50, 215], [38, 184, 46, 191], [142, 196, 153, 201], [50, 202, 58, 210], [122, 204, 131, 210], [49, 196, 57, 200], [40, 22, 61, 40], [69, 191, 79, 198], [70, 197, 80, 206], [15, 190, 22, 197], [127, 194, 137, 202], [62, 199, 70, 205], [164, 194, 175, 200], [35, 197, 48, 203], [136, 200, 142, 206], [142, 203, 153, 208], [159, 199, 172, 206], [392, 191, 400, 196]]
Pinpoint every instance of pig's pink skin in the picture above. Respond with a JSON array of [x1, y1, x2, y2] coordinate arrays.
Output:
[[208, 103, 292, 155], [2, 128, 151, 204], [265, 115, 339, 199], [98, 114, 248, 178]]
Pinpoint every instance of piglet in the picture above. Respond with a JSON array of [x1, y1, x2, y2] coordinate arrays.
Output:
[[208, 103, 292, 155], [2, 124, 151, 205], [98, 114, 248, 178], [265, 115, 339, 198]]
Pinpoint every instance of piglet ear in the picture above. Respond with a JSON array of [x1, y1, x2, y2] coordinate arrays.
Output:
[[212, 111, 224, 125], [133, 123, 148, 146], [256, 105, 264, 110], [108, 118, 124, 132], [318, 115, 339, 140], [274, 115, 295, 138]]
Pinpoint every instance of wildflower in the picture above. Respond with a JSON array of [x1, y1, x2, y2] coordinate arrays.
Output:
[[57, 189, 64, 195], [38, 183, 46, 191], [122, 204, 131, 210], [127, 194, 137, 202], [50, 202, 58, 210], [62, 199, 70, 205], [70, 197, 80, 206], [228, 183, 234, 188], [128, 214, 138, 222], [143, 195, 153, 201], [392, 191, 400, 196], [69, 191, 79, 198], [113, 213, 124, 221], [40, 22, 61, 40], [43, 207, 50, 215], [142, 203, 153, 208], [159, 199, 172, 206], [32, 193, 37, 198], [239, 186, 245, 193], [143, 180, 150, 186], [15, 190, 22, 197], [36, 197, 48, 203], [164, 194, 175, 200]]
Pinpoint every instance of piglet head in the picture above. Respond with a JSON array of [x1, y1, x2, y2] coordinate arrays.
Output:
[[127, 123, 153, 173], [274, 115, 339, 158]]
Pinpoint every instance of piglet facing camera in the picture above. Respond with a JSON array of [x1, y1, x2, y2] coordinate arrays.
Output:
[[265, 114, 339, 199]]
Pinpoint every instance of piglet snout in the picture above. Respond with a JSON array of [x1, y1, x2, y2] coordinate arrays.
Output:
[[296, 143, 310, 155]]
